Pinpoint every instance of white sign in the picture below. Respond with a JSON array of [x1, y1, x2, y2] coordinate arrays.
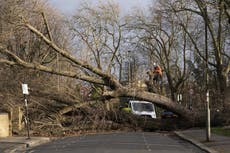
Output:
[[177, 94, 182, 101], [22, 84, 29, 95]]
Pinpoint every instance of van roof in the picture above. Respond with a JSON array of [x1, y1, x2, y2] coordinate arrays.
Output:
[[129, 100, 152, 104]]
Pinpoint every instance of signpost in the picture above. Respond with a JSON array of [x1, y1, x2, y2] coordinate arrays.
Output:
[[21, 84, 30, 139]]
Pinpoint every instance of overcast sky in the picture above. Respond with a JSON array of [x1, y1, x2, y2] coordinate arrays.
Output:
[[48, 0, 152, 15]]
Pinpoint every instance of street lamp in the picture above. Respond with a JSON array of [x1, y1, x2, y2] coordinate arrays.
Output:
[[205, 6, 211, 142]]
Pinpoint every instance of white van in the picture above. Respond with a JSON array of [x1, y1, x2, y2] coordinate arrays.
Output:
[[129, 100, 156, 119]]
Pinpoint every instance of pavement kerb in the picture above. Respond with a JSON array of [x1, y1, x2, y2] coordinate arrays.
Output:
[[25, 137, 51, 148], [2, 137, 53, 153], [174, 131, 219, 153], [4, 143, 27, 153]]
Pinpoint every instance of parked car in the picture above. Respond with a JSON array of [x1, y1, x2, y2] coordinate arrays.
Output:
[[161, 110, 177, 118]]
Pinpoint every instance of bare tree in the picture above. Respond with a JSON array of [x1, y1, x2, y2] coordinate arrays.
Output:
[[127, 3, 192, 101], [0, 0, 84, 131], [69, 2, 125, 74], [170, 0, 230, 93]]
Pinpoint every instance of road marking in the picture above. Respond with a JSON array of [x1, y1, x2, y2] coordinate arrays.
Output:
[[142, 133, 152, 152]]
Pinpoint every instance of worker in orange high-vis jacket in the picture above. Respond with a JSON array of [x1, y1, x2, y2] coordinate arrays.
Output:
[[153, 63, 162, 84]]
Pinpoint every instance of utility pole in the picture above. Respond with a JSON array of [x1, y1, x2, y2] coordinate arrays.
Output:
[[205, 6, 211, 142]]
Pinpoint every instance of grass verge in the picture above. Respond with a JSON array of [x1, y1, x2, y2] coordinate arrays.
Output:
[[212, 127, 230, 137]]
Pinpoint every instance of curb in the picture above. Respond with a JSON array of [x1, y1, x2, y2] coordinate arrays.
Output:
[[3, 137, 51, 153], [174, 131, 219, 153], [4, 143, 27, 153]]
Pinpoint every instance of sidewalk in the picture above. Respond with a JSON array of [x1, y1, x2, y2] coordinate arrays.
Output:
[[0, 137, 51, 153], [175, 129, 230, 153]]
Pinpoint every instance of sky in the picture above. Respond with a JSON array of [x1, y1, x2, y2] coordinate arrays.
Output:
[[48, 0, 152, 15]]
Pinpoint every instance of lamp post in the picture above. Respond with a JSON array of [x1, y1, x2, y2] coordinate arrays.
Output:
[[205, 6, 211, 142]]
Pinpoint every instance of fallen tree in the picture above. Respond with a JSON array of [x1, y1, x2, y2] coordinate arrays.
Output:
[[0, 19, 196, 123]]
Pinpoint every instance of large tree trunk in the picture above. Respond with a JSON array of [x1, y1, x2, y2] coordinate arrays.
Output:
[[104, 87, 196, 122]]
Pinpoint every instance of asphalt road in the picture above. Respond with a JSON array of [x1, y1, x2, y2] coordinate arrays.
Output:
[[26, 132, 206, 153]]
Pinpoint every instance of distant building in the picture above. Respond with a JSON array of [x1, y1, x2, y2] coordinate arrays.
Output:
[[120, 60, 137, 85], [121, 61, 129, 84]]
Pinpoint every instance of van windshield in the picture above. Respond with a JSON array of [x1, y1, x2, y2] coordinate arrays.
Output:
[[132, 103, 153, 112]]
